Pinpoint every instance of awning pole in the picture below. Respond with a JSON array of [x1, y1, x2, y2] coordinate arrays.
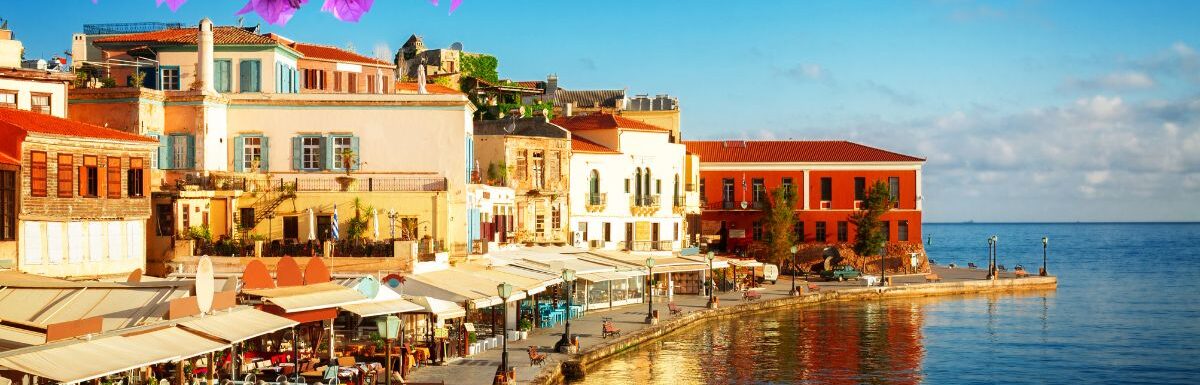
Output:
[[329, 319, 336, 361], [231, 342, 238, 381], [292, 326, 299, 383]]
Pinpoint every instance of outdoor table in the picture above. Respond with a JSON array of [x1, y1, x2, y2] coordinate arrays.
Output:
[[862, 275, 880, 286]]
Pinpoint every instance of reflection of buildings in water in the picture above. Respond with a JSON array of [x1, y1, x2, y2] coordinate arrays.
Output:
[[792, 301, 926, 385]]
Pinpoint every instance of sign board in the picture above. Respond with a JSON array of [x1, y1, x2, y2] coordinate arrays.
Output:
[[728, 229, 746, 239], [463, 323, 475, 332], [635, 222, 652, 241], [434, 327, 449, 339]]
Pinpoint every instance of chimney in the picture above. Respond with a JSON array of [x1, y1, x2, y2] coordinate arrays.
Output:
[[417, 64, 428, 94], [195, 18, 216, 93], [545, 73, 558, 97]]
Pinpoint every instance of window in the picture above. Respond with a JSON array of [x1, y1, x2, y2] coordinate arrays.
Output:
[[889, 177, 900, 203], [699, 178, 706, 202], [655, 179, 662, 194], [107, 157, 122, 199], [332, 136, 353, 170], [854, 177, 866, 201], [0, 170, 14, 240], [624, 178, 630, 193], [172, 135, 190, 169], [0, 90, 15, 109], [243, 136, 262, 171], [795, 221, 805, 243], [181, 204, 191, 230], [382, 76, 390, 93], [239, 60, 261, 92], [30, 151, 47, 197], [214, 60, 232, 93], [304, 68, 326, 90], [348, 73, 358, 93], [535, 214, 545, 234], [752, 178, 765, 203], [899, 220, 909, 241], [240, 208, 255, 230], [367, 74, 376, 93], [283, 216, 299, 240], [155, 204, 174, 236], [302, 137, 322, 170], [159, 66, 180, 90], [516, 151, 527, 180], [30, 94, 51, 115], [673, 223, 679, 240], [127, 158, 144, 197], [837, 221, 848, 242], [752, 221, 763, 240], [580, 222, 589, 240], [82, 156, 98, 197], [815, 221, 827, 242], [722, 178, 734, 202], [883, 221, 891, 242], [782, 177, 793, 199], [531, 151, 544, 188], [333, 72, 343, 92], [604, 222, 612, 242], [551, 206, 561, 230], [820, 177, 832, 201], [57, 154, 73, 198]]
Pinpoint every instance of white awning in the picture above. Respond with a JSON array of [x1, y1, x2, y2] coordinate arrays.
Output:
[[0, 326, 226, 384], [177, 308, 298, 343], [405, 296, 467, 320], [243, 282, 366, 313], [342, 299, 424, 318], [728, 259, 764, 267]]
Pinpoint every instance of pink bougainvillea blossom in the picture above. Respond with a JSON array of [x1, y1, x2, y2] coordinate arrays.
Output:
[[321, 0, 374, 22], [237, 0, 309, 26], [156, 0, 187, 11], [429, 0, 462, 14]]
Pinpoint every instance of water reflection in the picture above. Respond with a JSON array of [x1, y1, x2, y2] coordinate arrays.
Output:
[[578, 291, 1056, 385]]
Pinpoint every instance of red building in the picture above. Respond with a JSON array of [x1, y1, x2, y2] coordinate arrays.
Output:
[[684, 140, 925, 254]]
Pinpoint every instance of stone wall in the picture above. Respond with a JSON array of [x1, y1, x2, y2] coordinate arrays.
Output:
[[793, 242, 928, 274]]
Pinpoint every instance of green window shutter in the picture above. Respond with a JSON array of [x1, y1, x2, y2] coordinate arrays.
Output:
[[251, 61, 260, 92], [233, 135, 245, 172], [215, 60, 231, 93], [350, 136, 360, 170], [276, 64, 282, 93], [239, 60, 251, 92], [240, 60, 261, 92], [157, 134, 173, 169], [185, 135, 196, 169], [322, 136, 335, 170], [291, 136, 302, 170], [260, 136, 270, 171]]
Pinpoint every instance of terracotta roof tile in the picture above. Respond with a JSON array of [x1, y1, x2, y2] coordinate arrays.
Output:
[[94, 26, 276, 46], [289, 42, 392, 66], [571, 136, 619, 154], [0, 151, 18, 166], [551, 113, 667, 132], [392, 82, 462, 95], [683, 140, 924, 163], [0, 108, 159, 143]]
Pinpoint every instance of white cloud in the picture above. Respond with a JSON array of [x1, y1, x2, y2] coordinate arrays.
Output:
[[1060, 71, 1155, 91], [1172, 42, 1196, 58], [1075, 95, 1126, 119], [777, 63, 831, 82], [1084, 170, 1110, 184]]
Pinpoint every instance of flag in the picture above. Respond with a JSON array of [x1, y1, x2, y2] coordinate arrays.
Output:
[[331, 204, 340, 240]]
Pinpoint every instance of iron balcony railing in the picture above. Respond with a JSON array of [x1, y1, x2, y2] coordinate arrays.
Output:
[[259, 176, 447, 192], [630, 194, 660, 207], [625, 240, 674, 252], [587, 193, 607, 206], [672, 195, 686, 207]]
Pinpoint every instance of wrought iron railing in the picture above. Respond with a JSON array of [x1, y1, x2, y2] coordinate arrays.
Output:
[[630, 194, 660, 207], [587, 193, 606, 206]]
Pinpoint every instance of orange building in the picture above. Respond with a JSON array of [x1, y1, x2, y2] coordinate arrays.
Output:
[[684, 140, 925, 255]]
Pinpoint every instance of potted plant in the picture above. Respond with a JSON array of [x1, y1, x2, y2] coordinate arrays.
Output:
[[518, 319, 532, 340], [335, 148, 359, 191]]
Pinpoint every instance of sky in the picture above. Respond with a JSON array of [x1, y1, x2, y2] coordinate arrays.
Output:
[[2, 0, 1199, 222]]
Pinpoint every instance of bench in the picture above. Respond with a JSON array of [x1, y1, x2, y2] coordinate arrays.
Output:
[[742, 290, 761, 301], [527, 346, 546, 366], [1014, 269, 1030, 278], [924, 273, 942, 282], [601, 321, 621, 339], [807, 283, 821, 292], [668, 302, 683, 316]]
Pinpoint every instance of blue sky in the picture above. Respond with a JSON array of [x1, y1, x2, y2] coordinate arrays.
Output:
[[4, 1, 1199, 222]]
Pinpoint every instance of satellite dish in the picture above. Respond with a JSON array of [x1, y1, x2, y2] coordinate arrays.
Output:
[[196, 256, 215, 315], [449, 42, 463, 51]]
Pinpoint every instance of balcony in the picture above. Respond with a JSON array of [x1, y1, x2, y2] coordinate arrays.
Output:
[[625, 240, 674, 252], [585, 193, 607, 212], [260, 176, 447, 193], [175, 172, 251, 192], [630, 194, 660, 216]]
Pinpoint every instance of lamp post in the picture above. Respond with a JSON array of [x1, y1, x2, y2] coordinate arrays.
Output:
[[987, 235, 998, 280], [496, 282, 513, 378], [387, 208, 399, 242], [555, 269, 577, 353], [375, 315, 400, 385], [1041, 236, 1049, 276], [789, 245, 800, 296], [645, 257, 657, 324], [705, 252, 718, 308], [879, 240, 887, 287]]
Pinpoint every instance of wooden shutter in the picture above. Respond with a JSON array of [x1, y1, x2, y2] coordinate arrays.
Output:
[[350, 136, 360, 171], [96, 157, 107, 198], [185, 135, 196, 169], [291, 137, 302, 170], [322, 136, 334, 170], [29, 151, 46, 197], [107, 157, 122, 199], [260, 136, 270, 171], [57, 154, 73, 198], [233, 135, 245, 172], [157, 134, 172, 169]]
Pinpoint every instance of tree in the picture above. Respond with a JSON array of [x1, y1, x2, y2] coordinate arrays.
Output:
[[762, 185, 798, 267], [850, 180, 892, 257]]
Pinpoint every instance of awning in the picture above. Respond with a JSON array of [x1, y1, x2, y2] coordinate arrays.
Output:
[[0, 326, 226, 384], [342, 299, 425, 318], [579, 271, 638, 282], [406, 269, 526, 308], [728, 259, 764, 267], [177, 308, 298, 343], [405, 296, 466, 319], [243, 282, 366, 313], [0, 326, 45, 350]]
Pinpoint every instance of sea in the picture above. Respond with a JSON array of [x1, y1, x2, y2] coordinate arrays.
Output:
[[575, 223, 1200, 385]]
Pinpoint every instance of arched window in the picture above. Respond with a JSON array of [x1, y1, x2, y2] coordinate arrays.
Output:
[[644, 168, 652, 198], [674, 174, 680, 204], [589, 170, 600, 194], [634, 168, 643, 200]]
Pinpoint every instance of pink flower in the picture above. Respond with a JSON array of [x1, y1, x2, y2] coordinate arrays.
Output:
[[321, 0, 374, 22], [237, 0, 310, 26], [429, 0, 462, 14], [156, 0, 187, 11]]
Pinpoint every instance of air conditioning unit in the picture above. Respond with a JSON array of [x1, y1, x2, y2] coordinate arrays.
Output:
[[820, 201, 832, 209]]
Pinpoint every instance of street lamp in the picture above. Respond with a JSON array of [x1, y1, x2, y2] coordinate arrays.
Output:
[[387, 208, 399, 242], [879, 240, 887, 287], [554, 269, 577, 353], [496, 282, 514, 378], [645, 257, 657, 324], [1041, 236, 1049, 276], [987, 235, 999, 280], [705, 252, 718, 308], [375, 315, 400, 385], [789, 245, 800, 296]]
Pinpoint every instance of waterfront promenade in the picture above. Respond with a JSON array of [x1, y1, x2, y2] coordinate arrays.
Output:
[[407, 266, 1054, 384]]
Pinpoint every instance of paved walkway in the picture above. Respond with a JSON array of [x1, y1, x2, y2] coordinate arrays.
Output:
[[407, 265, 1010, 384]]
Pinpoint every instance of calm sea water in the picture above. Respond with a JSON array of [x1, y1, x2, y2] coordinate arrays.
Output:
[[576, 223, 1200, 385]]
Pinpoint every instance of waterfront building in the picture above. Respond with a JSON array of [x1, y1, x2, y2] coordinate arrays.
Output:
[[68, 19, 474, 275], [466, 183, 516, 254], [556, 113, 694, 253], [684, 140, 925, 260], [473, 116, 571, 246]]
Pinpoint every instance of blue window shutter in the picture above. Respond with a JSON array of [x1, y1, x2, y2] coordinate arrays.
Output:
[[261, 136, 271, 171], [185, 135, 196, 169], [291, 136, 302, 170], [251, 61, 260, 92], [350, 136, 360, 170], [322, 136, 335, 170], [276, 64, 283, 93], [214, 60, 230, 92], [156, 134, 172, 169], [233, 135, 245, 172], [239, 60, 251, 92]]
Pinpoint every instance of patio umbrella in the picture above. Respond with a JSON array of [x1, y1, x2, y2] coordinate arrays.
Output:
[[306, 208, 316, 241], [372, 208, 380, 240]]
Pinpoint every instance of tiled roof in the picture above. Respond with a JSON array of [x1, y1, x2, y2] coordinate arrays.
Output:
[[682, 140, 924, 163], [289, 42, 392, 66], [94, 26, 276, 45], [571, 136, 619, 154], [0, 108, 158, 143], [0, 151, 18, 166], [554, 89, 625, 108], [551, 113, 668, 132], [474, 118, 568, 139], [393, 82, 462, 95]]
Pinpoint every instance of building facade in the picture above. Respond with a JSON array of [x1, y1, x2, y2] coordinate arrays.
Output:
[[684, 140, 925, 259], [473, 117, 571, 245]]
